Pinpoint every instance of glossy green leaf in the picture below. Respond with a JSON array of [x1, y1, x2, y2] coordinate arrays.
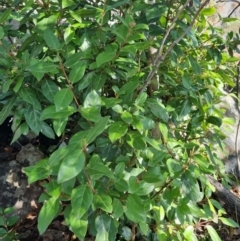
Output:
[[64, 26, 75, 44], [78, 72, 95, 91], [54, 88, 73, 111], [112, 198, 124, 219], [38, 197, 60, 234], [41, 105, 75, 120], [121, 111, 132, 124], [108, 121, 128, 143], [83, 90, 101, 108], [166, 158, 182, 177], [206, 116, 222, 127], [41, 79, 59, 103], [95, 214, 118, 241], [80, 106, 101, 122], [24, 105, 42, 134], [85, 116, 110, 144], [64, 52, 83, 67], [87, 154, 114, 179], [69, 61, 87, 83], [96, 44, 117, 67], [69, 211, 88, 241], [19, 87, 41, 110], [219, 217, 239, 228], [49, 147, 69, 166], [0, 9, 12, 24], [43, 29, 61, 50], [53, 118, 68, 136], [0, 98, 15, 125], [125, 194, 146, 223], [26, 62, 58, 81], [41, 121, 55, 139], [118, 80, 139, 96], [57, 149, 85, 183], [71, 185, 93, 218], [121, 226, 132, 241], [93, 194, 113, 213], [126, 132, 146, 150], [147, 99, 169, 122]]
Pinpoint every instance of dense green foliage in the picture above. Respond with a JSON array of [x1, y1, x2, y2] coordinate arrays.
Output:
[[0, 0, 240, 240]]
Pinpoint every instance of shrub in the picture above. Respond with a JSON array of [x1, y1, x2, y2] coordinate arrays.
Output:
[[0, 1, 239, 240]]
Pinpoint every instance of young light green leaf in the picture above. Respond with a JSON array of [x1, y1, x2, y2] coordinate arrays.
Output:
[[54, 88, 73, 111], [108, 121, 128, 143], [57, 149, 85, 183], [183, 226, 198, 241], [38, 197, 60, 235]]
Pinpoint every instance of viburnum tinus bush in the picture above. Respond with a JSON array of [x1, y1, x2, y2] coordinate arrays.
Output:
[[0, 0, 240, 240]]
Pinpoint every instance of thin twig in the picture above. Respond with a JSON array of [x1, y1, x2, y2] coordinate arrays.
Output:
[[139, 0, 210, 94]]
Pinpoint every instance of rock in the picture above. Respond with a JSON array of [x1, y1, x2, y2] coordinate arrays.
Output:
[[0, 144, 44, 219]]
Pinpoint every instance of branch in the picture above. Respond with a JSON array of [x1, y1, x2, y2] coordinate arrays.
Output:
[[138, 0, 210, 94]]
